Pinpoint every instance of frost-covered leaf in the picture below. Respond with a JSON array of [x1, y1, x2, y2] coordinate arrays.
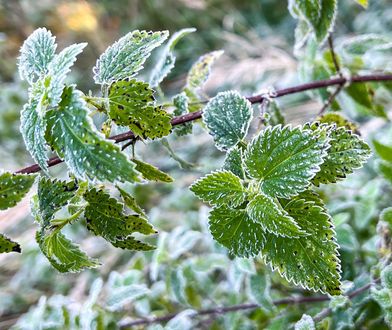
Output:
[[312, 126, 371, 185], [246, 194, 305, 237], [46, 43, 87, 107], [0, 172, 36, 210], [191, 170, 246, 207], [295, 314, 315, 330], [93, 30, 168, 84], [132, 159, 173, 183], [186, 50, 223, 91], [84, 188, 156, 251], [18, 28, 57, 84], [0, 234, 21, 254], [341, 34, 392, 56], [173, 92, 192, 136], [248, 273, 275, 313], [117, 186, 146, 217], [381, 264, 392, 290], [150, 28, 196, 87], [203, 91, 253, 151], [244, 125, 329, 198], [36, 230, 99, 273], [261, 195, 341, 295], [209, 206, 265, 258], [45, 86, 139, 183], [266, 101, 285, 126], [108, 79, 171, 139], [373, 140, 392, 162], [223, 146, 245, 179]]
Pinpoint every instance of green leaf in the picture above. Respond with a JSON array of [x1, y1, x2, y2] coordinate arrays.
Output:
[[93, 30, 168, 84], [373, 140, 392, 162], [0, 172, 36, 210], [223, 146, 245, 179], [132, 159, 173, 183], [84, 188, 156, 251], [203, 91, 253, 151], [380, 207, 392, 226], [244, 125, 329, 198], [246, 194, 305, 237], [248, 273, 275, 313], [316, 112, 359, 134], [173, 92, 192, 136], [186, 50, 223, 91], [341, 34, 392, 56], [209, 206, 265, 258], [45, 86, 139, 183], [312, 126, 371, 185], [294, 314, 315, 330], [266, 101, 285, 126], [46, 43, 87, 107], [36, 230, 99, 273], [18, 28, 57, 84], [108, 79, 172, 139], [0, 234, 21, 253], [261, 195, 341, 295], [378, 161, 392, 185], [381, 264, 392, 290], [117, 186, 146, 217], [191, 170, 247, 207], [150, 28, 196, 87]]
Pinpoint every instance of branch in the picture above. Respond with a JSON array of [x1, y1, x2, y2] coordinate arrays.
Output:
[[16, 73, 392, 175], [118, 280, 377, 328]]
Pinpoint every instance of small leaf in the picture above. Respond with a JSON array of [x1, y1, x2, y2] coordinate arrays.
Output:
[[246, 194, 305, 237], [132, 159, 173, 183], [248, 273, 275, 313], [316, 112, 359, 134], [353, 0, 368, 8], [36, 230, 99, 273], [223, 146, 245, 179], [93, 30, 168, 84], [0, 234, 21, 253], [173, 92, 193, 136], [117, 186, 146, 217], [45, 86, 139, 183], [18, 28, 57, 84], [378, 161, 392, 185], [312, 126, 371, 185], [190, 170, 247, 207], [244, 125, 329, 198], [373, 140, 392, 162], [209, 206, 265, 258], [108, 79, 172, 139], [84, 188, 156, 251], [203, 91, 253, 151], [380, 207, 392, 226], [381, 264, 392, 290], [261, 195, 341, 295], [186, 50, 223, 91], [341, 34, 392, 56], [150, 28, 196, 87], [295, 314, 315, 330], [0, 172, 36, 210]]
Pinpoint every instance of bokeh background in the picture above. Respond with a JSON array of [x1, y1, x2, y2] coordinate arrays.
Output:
[[1, 1, 392, 329]]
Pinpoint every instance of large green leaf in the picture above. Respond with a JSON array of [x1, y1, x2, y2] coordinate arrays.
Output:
[[312, 126, 371, 185], [0, 234, 21, 254], [93, 30, 168, 84], [0, 172, 36, 210], [132, 159, 173, 183], [203, 91, 253, 151], [244, 125, 329, 198], [108, 79, 171, 139], [45, 86, 139, 183], [190, 170, 247, 207], [246, 194, 305, 237], [261, 195, 341, 295], [209, 206, 265, 258], [36, 230, 99, 273], [18, 28, 57, 84], [84, 188, 156, 251]]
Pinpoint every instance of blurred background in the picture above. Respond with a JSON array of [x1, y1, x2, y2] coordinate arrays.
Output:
[[1, 1, 392, 329]]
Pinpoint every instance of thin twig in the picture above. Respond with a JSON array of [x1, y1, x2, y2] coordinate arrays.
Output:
[[15, 73, 392, 175], [317, 83, 345, 116]]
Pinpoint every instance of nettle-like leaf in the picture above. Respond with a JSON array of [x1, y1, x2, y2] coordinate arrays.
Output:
[[223, 146, 245, 179], [150, 28, 196, 87], [108, 79, 171, 139], [132, 159, 173, 183], [311, 126, 371, 185], [0, 172, 36, 210], [209, 206, 265, 258], [203, 91, 253, 151], [45, 86, 139, 183], [84, 188, 156, 251], [246, 194, 305, 238], [93, 30, 168, 85], [190, 170, 247, 207], [316, 112, 359, 134], [18, 27, 57, 84], [173, 92, 192, 136], [0, 234, 21, 254], [243, 125, 329, 198], [36, 231, 99, 273], [117, 186, 146, 217], [186, 50, 223, 91], [262, 194, 341, 295]]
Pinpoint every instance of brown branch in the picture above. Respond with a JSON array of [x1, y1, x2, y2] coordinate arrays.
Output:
[[15, 73, 392, 175], [118, 280, 378, 328]]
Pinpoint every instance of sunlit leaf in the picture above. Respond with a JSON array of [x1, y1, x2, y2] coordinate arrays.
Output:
[[0, 234, 21, 254], [132, 159, 173, 183], [0, 172, 36, 210]]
